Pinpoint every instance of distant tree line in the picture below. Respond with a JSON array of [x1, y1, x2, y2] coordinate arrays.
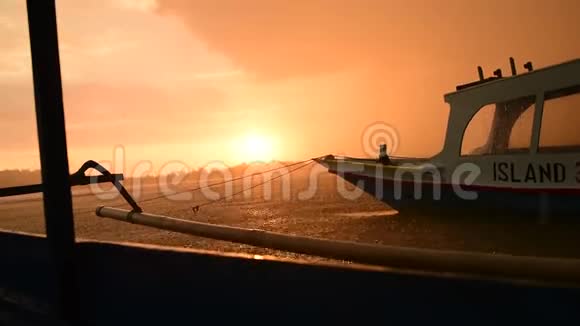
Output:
[[0, 169, 41, 187], [0, 162, 305, 188]]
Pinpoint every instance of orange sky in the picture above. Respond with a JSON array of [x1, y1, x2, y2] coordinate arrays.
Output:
[[1, 0, 579, 173]]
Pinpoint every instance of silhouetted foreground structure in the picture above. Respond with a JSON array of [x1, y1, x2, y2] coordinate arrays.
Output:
[[1, 1, 580, 324]]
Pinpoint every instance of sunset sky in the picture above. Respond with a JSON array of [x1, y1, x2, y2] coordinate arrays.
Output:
[[1, 0, 579, 174]]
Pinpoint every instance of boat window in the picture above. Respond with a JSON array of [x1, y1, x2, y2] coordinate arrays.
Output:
[[508, 104, 535, 150], [538, 86, 580, 153], [461, 104, 495, 155], [461, 95, 536, 156]]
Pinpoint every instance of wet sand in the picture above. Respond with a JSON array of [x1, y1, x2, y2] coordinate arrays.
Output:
[[1, 171, 580, 261]]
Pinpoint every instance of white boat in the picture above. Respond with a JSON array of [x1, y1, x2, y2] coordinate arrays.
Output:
[[317, 58, 580, 217]]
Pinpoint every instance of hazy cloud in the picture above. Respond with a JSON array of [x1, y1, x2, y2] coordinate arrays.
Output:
[[157, 0, 580, 81]]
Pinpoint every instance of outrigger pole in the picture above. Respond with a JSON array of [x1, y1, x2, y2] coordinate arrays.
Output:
[[96, 206, 580, 286]]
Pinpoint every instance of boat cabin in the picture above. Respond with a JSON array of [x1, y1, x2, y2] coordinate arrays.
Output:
[[439, 58, 580, 163], [316, 58, 580, 217]]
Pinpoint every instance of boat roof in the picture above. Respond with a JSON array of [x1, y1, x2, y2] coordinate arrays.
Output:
[[444, 58, 580, 102]]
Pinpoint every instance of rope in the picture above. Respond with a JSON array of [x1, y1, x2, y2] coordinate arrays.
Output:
[[73, 157, 321, 215], [191, 160, 315, 213], [69, 152, 418, 217], [134, 158, 317, 207], [70, 153, 419, 216]]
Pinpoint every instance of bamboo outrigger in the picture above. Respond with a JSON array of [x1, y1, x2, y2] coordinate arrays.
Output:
[[96, 206, 580, 285]]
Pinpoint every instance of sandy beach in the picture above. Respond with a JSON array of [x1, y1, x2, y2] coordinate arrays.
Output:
[[1, 170, 580, 262]]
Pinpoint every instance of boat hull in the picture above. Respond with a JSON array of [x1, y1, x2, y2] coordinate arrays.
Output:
[[339, 172, 580, 218]]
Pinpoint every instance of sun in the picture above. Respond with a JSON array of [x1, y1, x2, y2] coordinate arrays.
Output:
[[241, 134, 274, 162]]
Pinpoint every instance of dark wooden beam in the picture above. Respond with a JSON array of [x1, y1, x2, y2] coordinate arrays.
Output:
[[0, 174, 124, 198], [26, 0, 79, 320]]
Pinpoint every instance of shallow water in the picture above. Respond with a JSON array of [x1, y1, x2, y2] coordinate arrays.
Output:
[[1, 171, 579, 261]]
